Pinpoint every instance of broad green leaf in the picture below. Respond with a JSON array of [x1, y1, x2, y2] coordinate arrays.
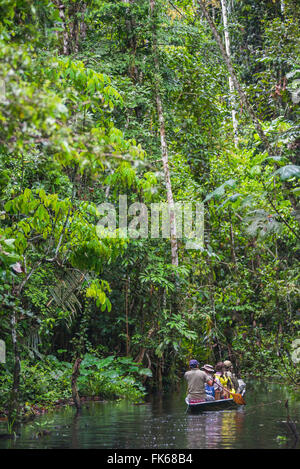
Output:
[[203, 179, 237, 203], [273, 165, 300, 181]]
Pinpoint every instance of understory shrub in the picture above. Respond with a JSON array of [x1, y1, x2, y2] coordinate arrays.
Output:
[[0, 353, 151, 413]]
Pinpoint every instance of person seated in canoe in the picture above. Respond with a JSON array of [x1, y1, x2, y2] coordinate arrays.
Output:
[[214, 362, 231, 399], [184, 359, 214, 403], [214, 361, 238, 399], [223, 360, 239, 393], [202, 363, 240, 402], [214, 362, 224, 399], [201, 364, 216, 401], [223, 359, 246, 395]]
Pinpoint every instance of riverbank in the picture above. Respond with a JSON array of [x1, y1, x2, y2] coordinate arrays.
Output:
[[0, 395, 112, 424], [0, 353, 151, 423]]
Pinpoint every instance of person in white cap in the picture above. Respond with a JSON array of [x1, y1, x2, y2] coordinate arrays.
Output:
[[201, 364, 216, 401]]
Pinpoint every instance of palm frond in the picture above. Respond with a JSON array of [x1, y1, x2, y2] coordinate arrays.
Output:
[[48, 270, 86, 327]]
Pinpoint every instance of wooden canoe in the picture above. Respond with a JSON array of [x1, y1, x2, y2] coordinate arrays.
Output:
[[185, 397, 238, 412]]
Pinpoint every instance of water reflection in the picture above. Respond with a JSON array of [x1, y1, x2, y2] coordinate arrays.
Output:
[[186, 409, 245, 449], [70, 411, 80, 449], [0, 381, 299, 449]]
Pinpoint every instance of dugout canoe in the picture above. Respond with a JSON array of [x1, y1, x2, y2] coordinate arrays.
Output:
[[185, 397, 238, 412]]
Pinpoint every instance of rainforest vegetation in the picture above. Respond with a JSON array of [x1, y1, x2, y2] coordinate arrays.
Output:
[[0, 0, 299, 426]]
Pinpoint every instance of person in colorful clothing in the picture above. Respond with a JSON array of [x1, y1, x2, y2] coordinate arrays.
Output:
[[214, 360, 238, 399], [223, 360, 239, 392], [214, 362, 226, 399]]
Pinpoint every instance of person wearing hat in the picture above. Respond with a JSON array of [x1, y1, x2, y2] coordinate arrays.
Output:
[[214, 361, 226, 399], [184, 360, 214, 403], [201, 364, 216, 401], [223, 360, 239, 392]]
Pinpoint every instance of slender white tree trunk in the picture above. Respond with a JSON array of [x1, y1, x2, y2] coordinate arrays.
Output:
[[197, 0, 300, 238], [197, 0, 272, 154], [149, 0, 179, 267], [56, 2, 69, 55], [220, 0, 238, 147]]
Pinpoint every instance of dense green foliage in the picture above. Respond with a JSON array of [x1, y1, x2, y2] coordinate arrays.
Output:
[[0, 353, 149, 412], [0, 0, 299, 421]]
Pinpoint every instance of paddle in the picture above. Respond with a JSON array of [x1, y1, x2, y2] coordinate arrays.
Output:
[[213, 379, 246, 405]]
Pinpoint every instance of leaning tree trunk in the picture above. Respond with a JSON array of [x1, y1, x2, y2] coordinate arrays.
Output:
[[71, 357, 82, 411], [149, 0, 178, 267]]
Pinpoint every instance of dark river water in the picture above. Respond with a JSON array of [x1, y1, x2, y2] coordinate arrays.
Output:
[[0, 380, 299, 449]]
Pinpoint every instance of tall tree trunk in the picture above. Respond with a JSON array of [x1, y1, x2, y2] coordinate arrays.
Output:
[[125, 276, 130, 356], [149, 0, 179, 267], [8, 263, 43, 426], [220, 0, 238, 147], [55, 2, 70, 55], [80, 3, 87, 42], [197, 0, 300, 238], [197, 0, 272, 154], [70, 9, 79, 53], [122, 0, 139, 82], [8, 310, 20, 428], [206, 228, 222, 360], [55, 1, 86, 54]]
